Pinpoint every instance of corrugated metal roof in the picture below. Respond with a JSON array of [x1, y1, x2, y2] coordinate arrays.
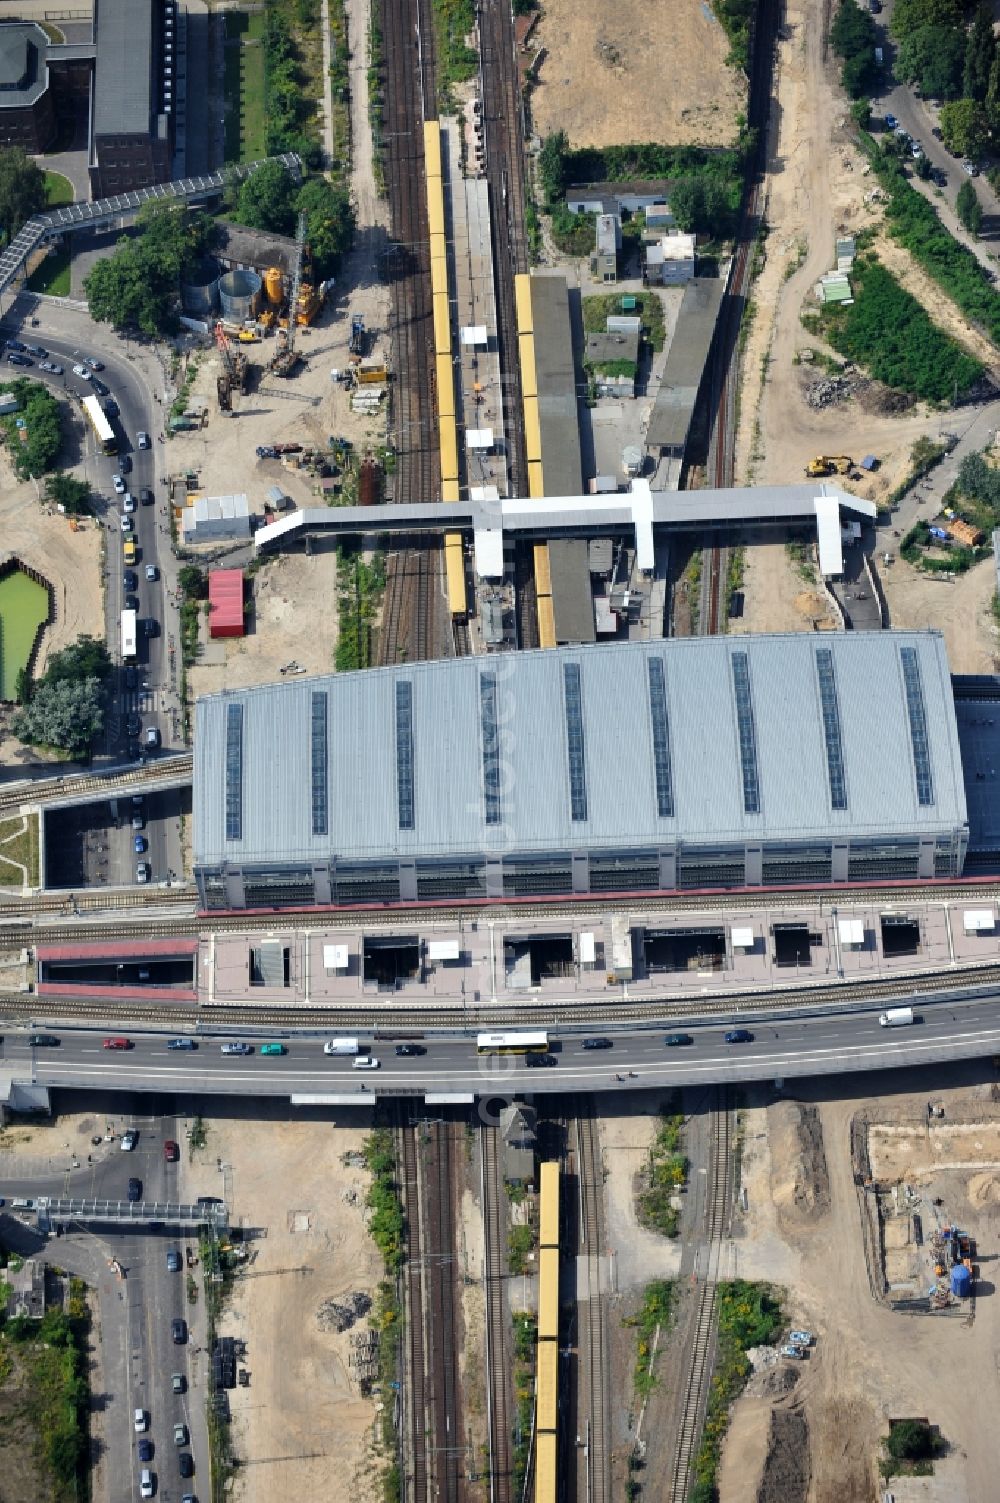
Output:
[[537, 1248, 560, 1340], [193, 632, 968, 869], [539, 1160, 560, 1247], [646, 278, 724, 450], [536, 1338, 558, 1432], [530, 275, 582, 496], [208, 569, 245, 637], [549, 540, 595, 644]]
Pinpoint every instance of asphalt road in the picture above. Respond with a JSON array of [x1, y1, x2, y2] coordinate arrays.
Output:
[[0, 1113, 204, 1503], [0, 307, 183, 890], [5, 992, 1000, 1096]]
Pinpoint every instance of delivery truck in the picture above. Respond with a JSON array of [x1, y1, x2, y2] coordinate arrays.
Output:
[[879, 1006, 914, 1027]]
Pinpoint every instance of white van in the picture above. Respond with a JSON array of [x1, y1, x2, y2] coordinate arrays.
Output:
[[134, 1408, 147, 1432], [879, 1006, 914, 1028], [324, 1038, 360, 1055], [139, 1468, 154, 1499], [352, 1055, 380, 1070]]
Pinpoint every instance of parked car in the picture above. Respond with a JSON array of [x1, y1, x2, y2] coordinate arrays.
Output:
[[173, 1423, 188, 1447], [112, 474, 126, 495], [137, 1438, 153, 1462], [120, 1130, 138, 1151], [178, 1453, 194, 1479], [139, 1469, 154, 1499], [140, 487, 154, 506], [884, 112, 897, 129], [171, 1318, 187, 1344], [119, 513, 133, 533], [123, 493, 136, 514], [127, 1177, 142, 1201], [962, 159, 979, 175], [167, 1250, 182, 1272], [164, 1140, 179, 1161], [124, 592, 140, 610], [582, 1037, 613, 1050], [131, 813, 144, 831], [4, 339, 26, 352], [119, 453, 132, 473], [103, 1037, 132, 1050], [39, 360, 62, 374], [781, 1344, 806, 1360], [171, 1372, 186, 1394], [123, 569, 138, 590], [788, 1329, 814, 1346], [7, 353, 31, 366], [134, 835, 147, 854], [136, 862, 151, 883], [724, 1029, 754, 1044], [28, 1034, 60, 1046], [167, 1038, 197, 1051]]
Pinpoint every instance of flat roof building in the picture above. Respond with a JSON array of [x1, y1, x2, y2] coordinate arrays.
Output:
[[529, 274, 583, 497], [646, 278, 724, 459], [0, 22, 57, 152], [194, 631, 969, 910], [91, 0, 176, 197]]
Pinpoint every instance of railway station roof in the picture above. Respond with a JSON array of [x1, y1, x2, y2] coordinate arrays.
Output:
[[193, 631, 967, 869]]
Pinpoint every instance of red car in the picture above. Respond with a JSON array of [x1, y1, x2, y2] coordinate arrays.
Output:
[[102, 1037, 132, 1051], [163, 1140, 179, 1161]]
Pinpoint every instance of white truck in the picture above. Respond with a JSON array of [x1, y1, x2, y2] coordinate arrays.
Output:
[[879, 1006, 914, 1028]]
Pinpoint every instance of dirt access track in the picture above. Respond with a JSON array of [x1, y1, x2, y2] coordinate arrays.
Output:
[[719, 1066, 1000, 1503], [530, 0, 744, 148]]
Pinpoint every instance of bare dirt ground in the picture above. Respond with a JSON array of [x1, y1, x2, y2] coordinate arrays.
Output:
[[529, 0, 744, 148], [601, 1101, 682, 1289], [193, 1112, 383, 1503], [731, 542, 839, 635], [719, 1068, 1000, 1503], [882, 554, 999, 673]]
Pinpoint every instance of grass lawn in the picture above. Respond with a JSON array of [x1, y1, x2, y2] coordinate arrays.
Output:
[[26, 245, 70, 297], [0, 812, 40, 887], [43, 171, 74, 208], [224, 9, 266, 163], [583, 291, 667, 351]]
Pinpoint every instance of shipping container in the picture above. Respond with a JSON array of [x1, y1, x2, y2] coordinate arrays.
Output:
[[538, 1159, 560, 1248], [433, 291, 452, 357], [538, 1247, 559, 1339], [423, 119, 443, 182], [436, 353, 456, 420], [514, 272, 534, 334], [536, 1337, 559, 1432], [445, 533, 467, 617]]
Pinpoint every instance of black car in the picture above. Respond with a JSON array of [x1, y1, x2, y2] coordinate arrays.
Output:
[[105, 399, 119, 417], [124, 666, 138, 689], [7, 353, 31, 366], [140, 487, 154, 505], [582, 1037, 613, 1050], [394, 1044, 425, 1056], [143, 618, 158, 637], [138, 1439, 153, 1462], [24, 344, 47, 358], [28, 1033, 60, 1046], [665, 1033, 693, 1047], [178, 1453, 194, 1479], [125, 593, 139, 611], [167, 1038, 197, 1050], [91, 377, 109, 396], [4, 339, 26, 352], [126, 712, 142, 738], [724, 1029, 753, 1044], [525, 1051, 557, 1067], [123, 569, 138, 591], [127, 1178, 142, 1201], [118, 453, 132, 473], [172, 1318, 187, 1344]]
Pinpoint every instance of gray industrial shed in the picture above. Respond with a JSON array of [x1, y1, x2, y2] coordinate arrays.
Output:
[[194, 631, 969, 910], [646, 278, 725, 457]]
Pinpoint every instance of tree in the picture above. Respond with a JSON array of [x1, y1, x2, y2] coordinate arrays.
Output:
[[890, 0, 962, 40], [940, 97, 991, 158], [0, 147, 46, 244], [44, 635, 111, 684], [851, 97, 872, 129], [668, 175, 732, 236], [178, 564, 208, 600], [964, 3, 996, 102], [236, 160, 297, 236], [45, 473, 91, 515], [538, 130, 569, 205], [84, 205, 216, 336], [0, 378, 61, 479], [957, 178, 984, 234], [830, 0, 879, 97], [12, 677, 104, 756], [296, 176, 354, 277], [915, 150, 933, 178], [886, 1420, 943, 1462], [897, 25, 965, 100]]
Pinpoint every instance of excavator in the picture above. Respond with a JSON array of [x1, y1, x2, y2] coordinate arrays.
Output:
[[805, 455, 853, 477]]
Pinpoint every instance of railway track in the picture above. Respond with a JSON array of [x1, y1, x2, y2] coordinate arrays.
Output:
[[576, 1111, 611, 1503], [400, 1119, 431, 1503], [698, 544, 729, 637], [482, 1122, 513, 1502], [669, 1095, 733, 1503], [0, 756, 193, 815], [424, 1119, 462, 1502]]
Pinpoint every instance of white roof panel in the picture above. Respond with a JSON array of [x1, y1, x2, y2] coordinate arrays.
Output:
[[815, 495, 844, 577], [730, 926, 755, 949]]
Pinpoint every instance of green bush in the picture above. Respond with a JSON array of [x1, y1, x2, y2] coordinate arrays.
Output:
[[0, 378, 60, 479], [818, 256, 983, 400], [691, 1282, 782, 1498], [636, 1106, 688, 1238], [362, 1130, 405, 1273], [886, 1419, 943, 1462], [830, 0, 880, 98]]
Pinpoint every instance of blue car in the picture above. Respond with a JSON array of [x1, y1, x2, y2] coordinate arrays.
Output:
[[134, 834, 147, 854], [885, 112, 897, 130]]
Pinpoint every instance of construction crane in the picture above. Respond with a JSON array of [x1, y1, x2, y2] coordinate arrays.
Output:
[[269, 214, 308, 378], [214, 321, 250, 412]]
